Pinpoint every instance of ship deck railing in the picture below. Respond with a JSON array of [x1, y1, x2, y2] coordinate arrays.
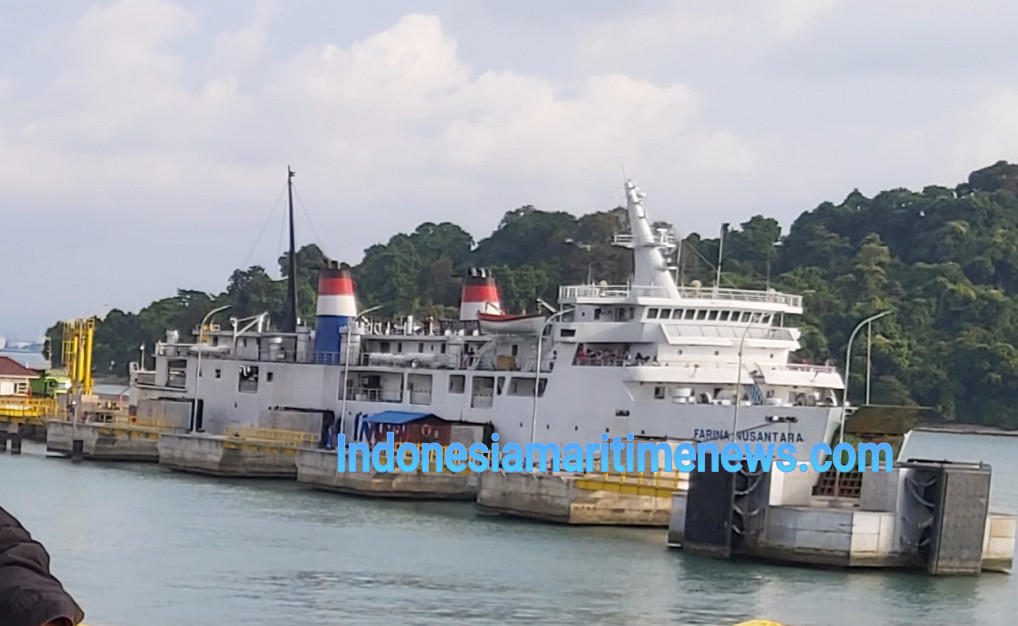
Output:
[[0, 396, 64, 422], [46, 414, 179, 432], [349, 388, 403, 403], [224, 425, 320, 448], [571, 357, 837, 375], [95, 416, 178, 433], [559, 284, 802, 307]]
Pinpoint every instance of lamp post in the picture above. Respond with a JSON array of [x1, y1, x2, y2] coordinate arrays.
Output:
[[339, 305, 384, 440], [833, 309, 892, 501], [530, 308, 573, 444], [866, 323, 872, 406], [838, 310, 892, 446], [730, 318, 757, 443], [139, 344, 146, 370], [192, 305, 230, 433]]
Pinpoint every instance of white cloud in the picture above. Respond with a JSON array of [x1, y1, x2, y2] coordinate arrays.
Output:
[[5, 0, 1016, 337], [211, 1, 279, 70], [576, 5, 737, 68], [441, 73, 743, 181], [0, 77, 16, 99], [275, 14, 468, 119], [0, 3, 754, 258], [887, 87, 1018, 182], [766, 0, 840, 38]]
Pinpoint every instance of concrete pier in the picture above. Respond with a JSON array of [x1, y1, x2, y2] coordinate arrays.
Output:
[[46, 420, 165, 461], [669, 460, 1016, 574], [158, 428, 315, 477], [0, 420, 46, 443], [477, 470, 686, 526], [297, 448, 479, 499]]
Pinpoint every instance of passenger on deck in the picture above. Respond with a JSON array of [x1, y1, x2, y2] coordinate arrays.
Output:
[[0, 506, 84, 626]]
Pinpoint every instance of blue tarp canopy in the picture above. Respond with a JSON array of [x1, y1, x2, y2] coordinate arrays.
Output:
[[362, 410, 438, 425]]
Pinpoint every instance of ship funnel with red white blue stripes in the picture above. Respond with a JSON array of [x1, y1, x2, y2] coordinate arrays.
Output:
[[314, 260, 357, 360], [459, 267, 502, 321]]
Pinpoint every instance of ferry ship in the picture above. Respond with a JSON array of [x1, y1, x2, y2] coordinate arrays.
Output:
[[130, 179, 844, 458]]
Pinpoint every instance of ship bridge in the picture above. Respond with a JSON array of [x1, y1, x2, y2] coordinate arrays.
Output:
[[558, 180, 804, 316]]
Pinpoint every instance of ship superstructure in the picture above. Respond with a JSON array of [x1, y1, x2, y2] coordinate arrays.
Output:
[[131, 181, 843, 458]]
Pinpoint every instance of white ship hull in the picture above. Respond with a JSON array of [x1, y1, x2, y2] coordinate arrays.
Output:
[[134, 355, 840, 463], [131, 178, 845, 463]]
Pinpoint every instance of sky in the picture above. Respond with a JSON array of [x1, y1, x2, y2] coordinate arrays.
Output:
[[3, 0, 1018, 339]]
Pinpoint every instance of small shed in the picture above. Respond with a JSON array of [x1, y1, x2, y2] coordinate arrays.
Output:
[[357, 410, 491, 447]]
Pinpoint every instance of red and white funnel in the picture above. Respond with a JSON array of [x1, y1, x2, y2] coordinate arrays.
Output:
[[314, 261, 357, 358], [460, 267, 501, 321]]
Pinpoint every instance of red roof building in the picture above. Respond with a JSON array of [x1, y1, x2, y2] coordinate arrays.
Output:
[[0, 356, 37, 396]]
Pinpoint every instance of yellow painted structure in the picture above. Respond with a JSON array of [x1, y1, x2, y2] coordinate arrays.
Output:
[[62, 318, 95, 396], [574, 467, 689, 498], [0, 397, 62, 424]]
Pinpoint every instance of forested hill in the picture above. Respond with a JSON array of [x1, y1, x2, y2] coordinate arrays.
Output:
[[47, 161, 1018, 427]]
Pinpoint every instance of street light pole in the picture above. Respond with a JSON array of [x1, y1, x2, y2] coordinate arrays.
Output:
[[339, 305, 384, 441], [866, 323, 873, 406], [530, 308, 573, 444], [833, 309, 892, 501], [192, 305, 230, 433], [839, 310, 892, 446]]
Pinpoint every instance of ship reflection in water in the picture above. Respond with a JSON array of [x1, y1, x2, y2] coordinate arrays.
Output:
[[0, 431, 1015, 626]]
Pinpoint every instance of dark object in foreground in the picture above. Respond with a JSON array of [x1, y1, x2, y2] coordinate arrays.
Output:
[[0, 506, 84, 626]]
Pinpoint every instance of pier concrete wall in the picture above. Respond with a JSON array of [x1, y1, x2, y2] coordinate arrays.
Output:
[[478, 472, 673, 525], [669, 464, 1015, 572], [46, 421, 161, 461], [983, 514, 1017, 571], [158, 433, 297, 477], [296, 448, 478, 499]]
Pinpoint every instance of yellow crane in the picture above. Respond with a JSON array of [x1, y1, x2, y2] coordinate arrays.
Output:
[[62, 318, 95, 396]]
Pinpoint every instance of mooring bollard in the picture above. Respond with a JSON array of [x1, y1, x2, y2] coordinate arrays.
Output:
[[9, 433, 21, 455], [71, 439, 84, 462]]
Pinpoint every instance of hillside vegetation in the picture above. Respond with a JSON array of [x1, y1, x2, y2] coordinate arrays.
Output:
[[46, 162, 1018, 427]]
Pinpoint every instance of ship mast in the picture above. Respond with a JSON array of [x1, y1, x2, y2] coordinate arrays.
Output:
[[622, 180, 680, 298], [283, 166, 298, 332]]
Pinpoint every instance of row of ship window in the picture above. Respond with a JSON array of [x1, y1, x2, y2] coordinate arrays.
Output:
[[646, 308, 774, 324]]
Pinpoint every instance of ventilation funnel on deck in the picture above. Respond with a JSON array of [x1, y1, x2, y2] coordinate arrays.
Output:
[[460, 267, 501, 321], [314, 261, 357, 361]]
